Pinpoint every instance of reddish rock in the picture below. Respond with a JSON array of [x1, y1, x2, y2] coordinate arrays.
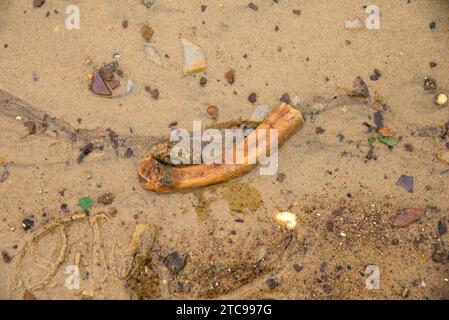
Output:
[[394, 208, 425, 228]]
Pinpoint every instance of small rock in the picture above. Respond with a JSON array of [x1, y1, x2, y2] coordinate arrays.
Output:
[[97, 193, 115, 205], [122, 20, 128, 29], [395, 175, 413, 193], [401, 288, 409, 298], [201, 5, 207, 12], [77, 143, 94, 164], [207, 105, 219, 120], [60, 203, 69, 213], [2, 250, 12, 263], [24, 121, 37, 135], [250, 104, 269, 122], [325, 221, 334, 232], [292, 9, 301, 15], [315, 127, 325, 134], [181, 38, 207, 76], [404, 144, 414, 152], [248, 92, 257, 104], [23, 291, 37, 300], [350, 76, 370, 97], [199, 77, 207, 87], [322, 284, 332, 294], [248, 2, 258, 11], [141, 25, 154, 42], [424, 77, 437, 91], [266, 278, 279, 290], [293, 264, 303, 272], [125, 148, 134, 158], [429, 62, 437, 68], [279, 93, 290, 104], [437, 219, 447, 236], [33, 0, 45, 8], [276, 173, 286, 183], [394, 208, 425, 228], [225, 69, 235, 84], [429, 21, 436, 29], [142, 0, 155, 9], [22, 218, 35, 231], [0, 167, 9, 183], [163, 251, 186, 274], [370, 69, 381, 81]]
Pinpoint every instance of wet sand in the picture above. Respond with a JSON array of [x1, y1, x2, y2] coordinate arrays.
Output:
[[0, 0, 448, 299]]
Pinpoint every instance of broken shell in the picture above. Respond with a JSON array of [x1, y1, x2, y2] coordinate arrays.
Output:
[[250, 104, 269, 122], [141, 25, 154, 42], [87, 72, 94, 81], [394, 208, 425, 228], [126, 80, 135, 94], [378, 127, 395, 137], [350, 76, 370, 98], [435, 92, 448, 106], [275, 212, 298, 230], [144, 45, 162, 66], [207, 105, 219, 120], [436, 149, 449, 165], [181, 38, 207, 76]]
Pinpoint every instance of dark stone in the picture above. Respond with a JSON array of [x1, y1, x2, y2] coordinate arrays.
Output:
[[437, 219, 447, 236], [22, 218, 35, 231], [395, 175, 414, 193], [293, 264, 304, 272], [266, 278, 280, 289], [163, 251, 187, 274]]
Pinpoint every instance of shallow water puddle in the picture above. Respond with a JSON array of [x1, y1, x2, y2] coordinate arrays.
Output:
[[193, 182, 263, 221]]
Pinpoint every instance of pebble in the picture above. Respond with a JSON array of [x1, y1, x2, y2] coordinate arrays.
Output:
[[437, 219, 447, 236], [122, 20, 128, 29], [248, 2, 258, 11], [181, 38, 207, 76], [266, 278, 279, 290], [97, 193, 115, 205], [141, 25, 154, 42], [276, 173, 286, 183], [142, 0, 155, 8], [24, 121, 37, 135], [395, 175, 413, 193], [33, 0, 45, 8], [225, 69, 235, 84], [351, 76, 370, 97], [2, 250, 12, 263], [394, 208, 425, 228], [424, 77, 437, 91], [125, 148, 134, 158], [163, 251, 186, 274], [22, 218, 35, 231], [293, 9, 301, 16], [293, 264, 303, 272], [250, 104, 269, 122], [279, 93, 290, 104], [23, 291, 37, 300], [144, 86, 159, 99], [207, 105, 219, 120], [199, 77, 208, 87], [248, 92, 257, 103]]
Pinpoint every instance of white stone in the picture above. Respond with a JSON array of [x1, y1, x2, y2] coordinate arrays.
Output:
[[144, 45, 162, 66], [181, 38, 207, 76], [250, 105, 269, 122]]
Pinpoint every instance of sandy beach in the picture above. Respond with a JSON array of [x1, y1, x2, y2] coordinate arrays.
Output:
[[0, 0, 448, 299]]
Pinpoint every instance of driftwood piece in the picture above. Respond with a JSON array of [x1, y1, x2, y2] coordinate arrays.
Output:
[[138, 104, 305, 193]]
